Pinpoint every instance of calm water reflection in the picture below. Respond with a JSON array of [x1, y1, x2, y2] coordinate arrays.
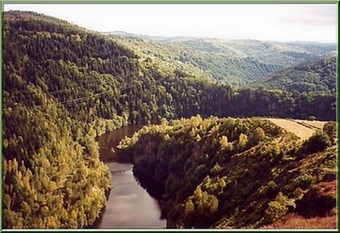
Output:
[[95, 126, 166, 229]]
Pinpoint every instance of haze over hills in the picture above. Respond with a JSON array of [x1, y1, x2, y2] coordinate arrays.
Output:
[[2, 10, 337, 229], [106, 31, 336, 86]]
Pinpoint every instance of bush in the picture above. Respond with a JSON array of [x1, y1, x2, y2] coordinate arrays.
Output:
[[292, 187, 304, 199], [264, 201, 288, 223], [323, 121, 337, 145], [293, 173, 315, 191], [267, 180, 278, 196], [261, 213, 337, 229], [303, 131, 331, 154], [295, 181, 336, 218], [308, 116, 317, 121], [264, 193, 289, 224]]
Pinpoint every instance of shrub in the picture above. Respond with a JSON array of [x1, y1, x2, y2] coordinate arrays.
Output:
[[294, 173, 315, 190], [264, 200, 288, 223], [267, 180, 277, 196], [295, 181, 336, 218], [261, 213, 337, 229], [210, 163, 223, 176], [292, 187, 304, 199], [322, 121, 337, 145], [264, 193, 289, 223], [308, 116, 317, 121], [303, 131, 331, 154]]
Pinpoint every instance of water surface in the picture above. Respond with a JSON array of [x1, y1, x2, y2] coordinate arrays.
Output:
[[95, 126, 166, 229]]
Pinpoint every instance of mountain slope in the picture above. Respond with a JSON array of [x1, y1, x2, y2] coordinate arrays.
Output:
[[118, 116, 337, 229], [251, 55, 337, 94], [107, 32, 336, 85], [164, 38, 335, 85]]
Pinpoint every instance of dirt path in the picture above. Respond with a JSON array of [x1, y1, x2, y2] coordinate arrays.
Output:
[[267, 118, 325, 140], [294, 120, 326, 130]]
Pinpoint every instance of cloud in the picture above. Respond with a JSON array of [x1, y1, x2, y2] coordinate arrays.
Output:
[[3, 3, 337, 43], [277, 4, 337, 26]]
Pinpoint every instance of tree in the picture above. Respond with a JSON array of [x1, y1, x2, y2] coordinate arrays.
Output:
[[323, 121, 337, 145], [183, 199, 195, 221], [237, 133, 248, 151], [255, 127, 265, 141], [219, 136, 229, 150]]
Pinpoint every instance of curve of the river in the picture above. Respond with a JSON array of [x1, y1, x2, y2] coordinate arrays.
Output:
[[94, 125, 166, 229]]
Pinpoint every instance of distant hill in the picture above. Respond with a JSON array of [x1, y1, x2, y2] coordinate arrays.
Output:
[[106, 31, 336, 86], [251, 55, 337, 94], [102, 31, 198, 42]]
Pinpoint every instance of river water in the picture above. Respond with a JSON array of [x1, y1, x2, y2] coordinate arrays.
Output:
[[94, 125, 166, 229]]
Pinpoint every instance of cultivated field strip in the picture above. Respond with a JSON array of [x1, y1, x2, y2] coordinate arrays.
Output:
[[267, 118, 326, 140]]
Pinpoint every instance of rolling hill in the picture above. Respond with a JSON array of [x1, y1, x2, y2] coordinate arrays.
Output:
[[251, 55, 337, 94], [107, 31, 336, 86]]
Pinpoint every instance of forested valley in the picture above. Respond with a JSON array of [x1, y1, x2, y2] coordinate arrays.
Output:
[[251, 56, 337, 94], [107, 31, 336, 86], [2, 11, 337, 229], [118, 116, 337, 228]]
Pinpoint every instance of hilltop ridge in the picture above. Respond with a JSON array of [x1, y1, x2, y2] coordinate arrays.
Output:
[[106, 30, 336, 85]]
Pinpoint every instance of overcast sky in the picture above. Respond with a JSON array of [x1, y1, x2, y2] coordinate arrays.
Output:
[[3, 3, 338, 43]]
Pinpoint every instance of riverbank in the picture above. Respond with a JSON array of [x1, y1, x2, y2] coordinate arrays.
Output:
[[91, 126, 166, 229]]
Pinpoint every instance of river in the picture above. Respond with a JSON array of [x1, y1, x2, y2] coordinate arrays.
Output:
[[94, 125, 166, 229]]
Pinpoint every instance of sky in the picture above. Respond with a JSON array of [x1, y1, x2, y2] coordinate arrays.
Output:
[[3, 3, 338, 43]]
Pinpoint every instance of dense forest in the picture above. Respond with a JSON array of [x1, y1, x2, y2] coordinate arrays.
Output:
[[118, 116, 337, 228], [251, 55, 337, 94], [2, 10, 337, 229]]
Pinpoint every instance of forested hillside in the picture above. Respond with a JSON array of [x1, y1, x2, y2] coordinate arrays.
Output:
[[108, 32, 336, 85], [118, 116, 337, 228], [251, 55, 337, 94], [2, 10, 337, 229]]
